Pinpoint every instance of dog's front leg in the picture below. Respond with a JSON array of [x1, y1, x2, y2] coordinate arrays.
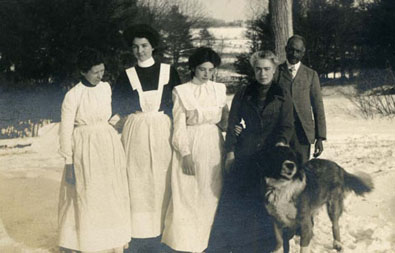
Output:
[[271, 222, 284, 253], [297, 196, 314, 253], [299, 218, 313, 253]]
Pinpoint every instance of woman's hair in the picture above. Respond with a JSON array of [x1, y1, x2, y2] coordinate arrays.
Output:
[[249, 50, 280, 69], [78, 48, 104, 73], [123, 24, 160, 48], [188, 47, 221, 75]]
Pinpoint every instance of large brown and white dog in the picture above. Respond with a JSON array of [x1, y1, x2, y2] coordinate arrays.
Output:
[[257, 146, 374, 253]]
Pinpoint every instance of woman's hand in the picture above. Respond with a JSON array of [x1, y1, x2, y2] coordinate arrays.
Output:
[[65, 164, 76, 185], [234, 124, 243, 137], [182, 154, 195, 176], [224, 152, 235, 174]]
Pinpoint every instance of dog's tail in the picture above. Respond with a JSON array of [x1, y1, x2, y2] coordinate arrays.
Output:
[[344, 171, 374, 196]]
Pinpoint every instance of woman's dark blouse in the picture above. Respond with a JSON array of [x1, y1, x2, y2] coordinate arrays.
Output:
[[225, 81, 294, 158], [112, 61, 181, 117]]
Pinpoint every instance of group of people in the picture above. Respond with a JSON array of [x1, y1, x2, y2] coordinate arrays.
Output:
[[58, 24, 326, 253]]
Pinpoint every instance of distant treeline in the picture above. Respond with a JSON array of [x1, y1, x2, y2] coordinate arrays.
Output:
[[194, 18, 246, 28], [1, 0, 395, 90], [234, 0, 395, 87], [0, 0, 208, 89]]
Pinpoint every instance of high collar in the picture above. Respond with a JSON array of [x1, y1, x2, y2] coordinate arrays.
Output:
[[81, 76, 97, 87], [137, 57, 155, 68], [286, 60, 301, 73], [191, 76, 210, 86]]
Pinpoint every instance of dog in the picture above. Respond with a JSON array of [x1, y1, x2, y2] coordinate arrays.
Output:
[[256, 146, 374, 253]]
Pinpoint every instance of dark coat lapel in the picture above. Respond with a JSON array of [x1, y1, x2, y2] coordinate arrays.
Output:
[[278, 63, 293, 83]]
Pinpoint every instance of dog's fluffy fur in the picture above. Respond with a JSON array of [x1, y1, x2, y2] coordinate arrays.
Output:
[[257, 146, 374, 253]]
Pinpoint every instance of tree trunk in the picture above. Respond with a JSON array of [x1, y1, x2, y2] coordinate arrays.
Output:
[[270, 0, 293, 62]]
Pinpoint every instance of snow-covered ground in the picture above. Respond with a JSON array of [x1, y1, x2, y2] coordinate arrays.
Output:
[[0, 86, 394, 252]]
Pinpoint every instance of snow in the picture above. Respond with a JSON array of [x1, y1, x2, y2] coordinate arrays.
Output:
[[1, 86, 395, 252], [191, 27, 249, 40], [191, 27, 251, 57]]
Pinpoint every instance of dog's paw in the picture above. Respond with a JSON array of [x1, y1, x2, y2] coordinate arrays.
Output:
[[333, 240, 343, 252]]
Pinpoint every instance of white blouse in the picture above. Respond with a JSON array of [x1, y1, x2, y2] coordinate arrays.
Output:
[[172, 80, 228, 157], [59, 81, 112, 163]]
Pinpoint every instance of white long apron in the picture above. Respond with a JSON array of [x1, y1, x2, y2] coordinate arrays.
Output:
[[58, 82, 131, 252], [121, 64, 172, 238], [162, 81, 228, 252]]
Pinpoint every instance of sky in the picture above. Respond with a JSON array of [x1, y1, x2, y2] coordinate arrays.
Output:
[[201, 0, 250, 22]]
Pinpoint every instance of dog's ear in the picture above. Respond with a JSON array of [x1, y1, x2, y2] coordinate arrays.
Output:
[[253, 148, 274, 178], [252, 151, 269, 178], [255, 146, 283, 178]]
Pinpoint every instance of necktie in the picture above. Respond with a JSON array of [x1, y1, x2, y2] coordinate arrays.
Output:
[[289, 65, 296, 79]]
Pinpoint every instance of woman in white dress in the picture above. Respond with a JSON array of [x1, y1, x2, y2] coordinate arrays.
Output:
[[58, 49, 131, 253], [162, 47, 229, 253], [112, 24, 181, 252]]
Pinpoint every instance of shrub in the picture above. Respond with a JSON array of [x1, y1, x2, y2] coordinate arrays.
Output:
[[348, 68, 395, 118]]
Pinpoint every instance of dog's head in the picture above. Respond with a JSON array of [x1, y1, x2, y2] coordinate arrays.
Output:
[[255, 146, 302, 181]]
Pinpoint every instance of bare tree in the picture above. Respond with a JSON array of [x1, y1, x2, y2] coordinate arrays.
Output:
[[198, 27, 215, 47], [136, 0, 171, 25], [174, 0, 207, 25], [270, 0, 293, 62], [246, 0, 269, 20], [137, 0, 207, 26]]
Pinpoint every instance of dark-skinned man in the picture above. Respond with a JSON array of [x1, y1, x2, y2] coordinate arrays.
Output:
[[275, 35, 327, 164]]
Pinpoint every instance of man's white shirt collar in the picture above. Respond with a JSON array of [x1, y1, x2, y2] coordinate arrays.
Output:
[[286, 60, 301, 73]]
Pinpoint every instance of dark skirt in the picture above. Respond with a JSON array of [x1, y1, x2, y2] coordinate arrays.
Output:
[[207, 156, 277, 253]]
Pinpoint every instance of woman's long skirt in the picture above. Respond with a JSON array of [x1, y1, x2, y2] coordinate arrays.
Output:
[[162, 124, 223, 252], [58, 123, 131, 252], [122, 112, 173, 238]]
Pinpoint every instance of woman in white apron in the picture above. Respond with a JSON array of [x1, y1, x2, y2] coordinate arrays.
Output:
[[161, 47, 229, 253], [112, 24, 180, 252], [58, 49, 131, 253]]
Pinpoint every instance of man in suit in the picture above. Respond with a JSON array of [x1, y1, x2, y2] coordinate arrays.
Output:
[[275, 35, 326, 164]]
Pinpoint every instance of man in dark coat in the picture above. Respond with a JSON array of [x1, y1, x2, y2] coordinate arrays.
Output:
[[275, 35, 327, 164]]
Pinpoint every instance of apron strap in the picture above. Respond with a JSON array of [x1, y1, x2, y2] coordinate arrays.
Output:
[[157, 63, 170, 98], [125, 67, 143, 92], [125, 64, 171, 112]]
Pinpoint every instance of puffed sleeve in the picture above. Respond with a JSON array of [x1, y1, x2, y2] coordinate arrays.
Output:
[[171, 88, 191, 157], [59, 89, 78, 164]]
